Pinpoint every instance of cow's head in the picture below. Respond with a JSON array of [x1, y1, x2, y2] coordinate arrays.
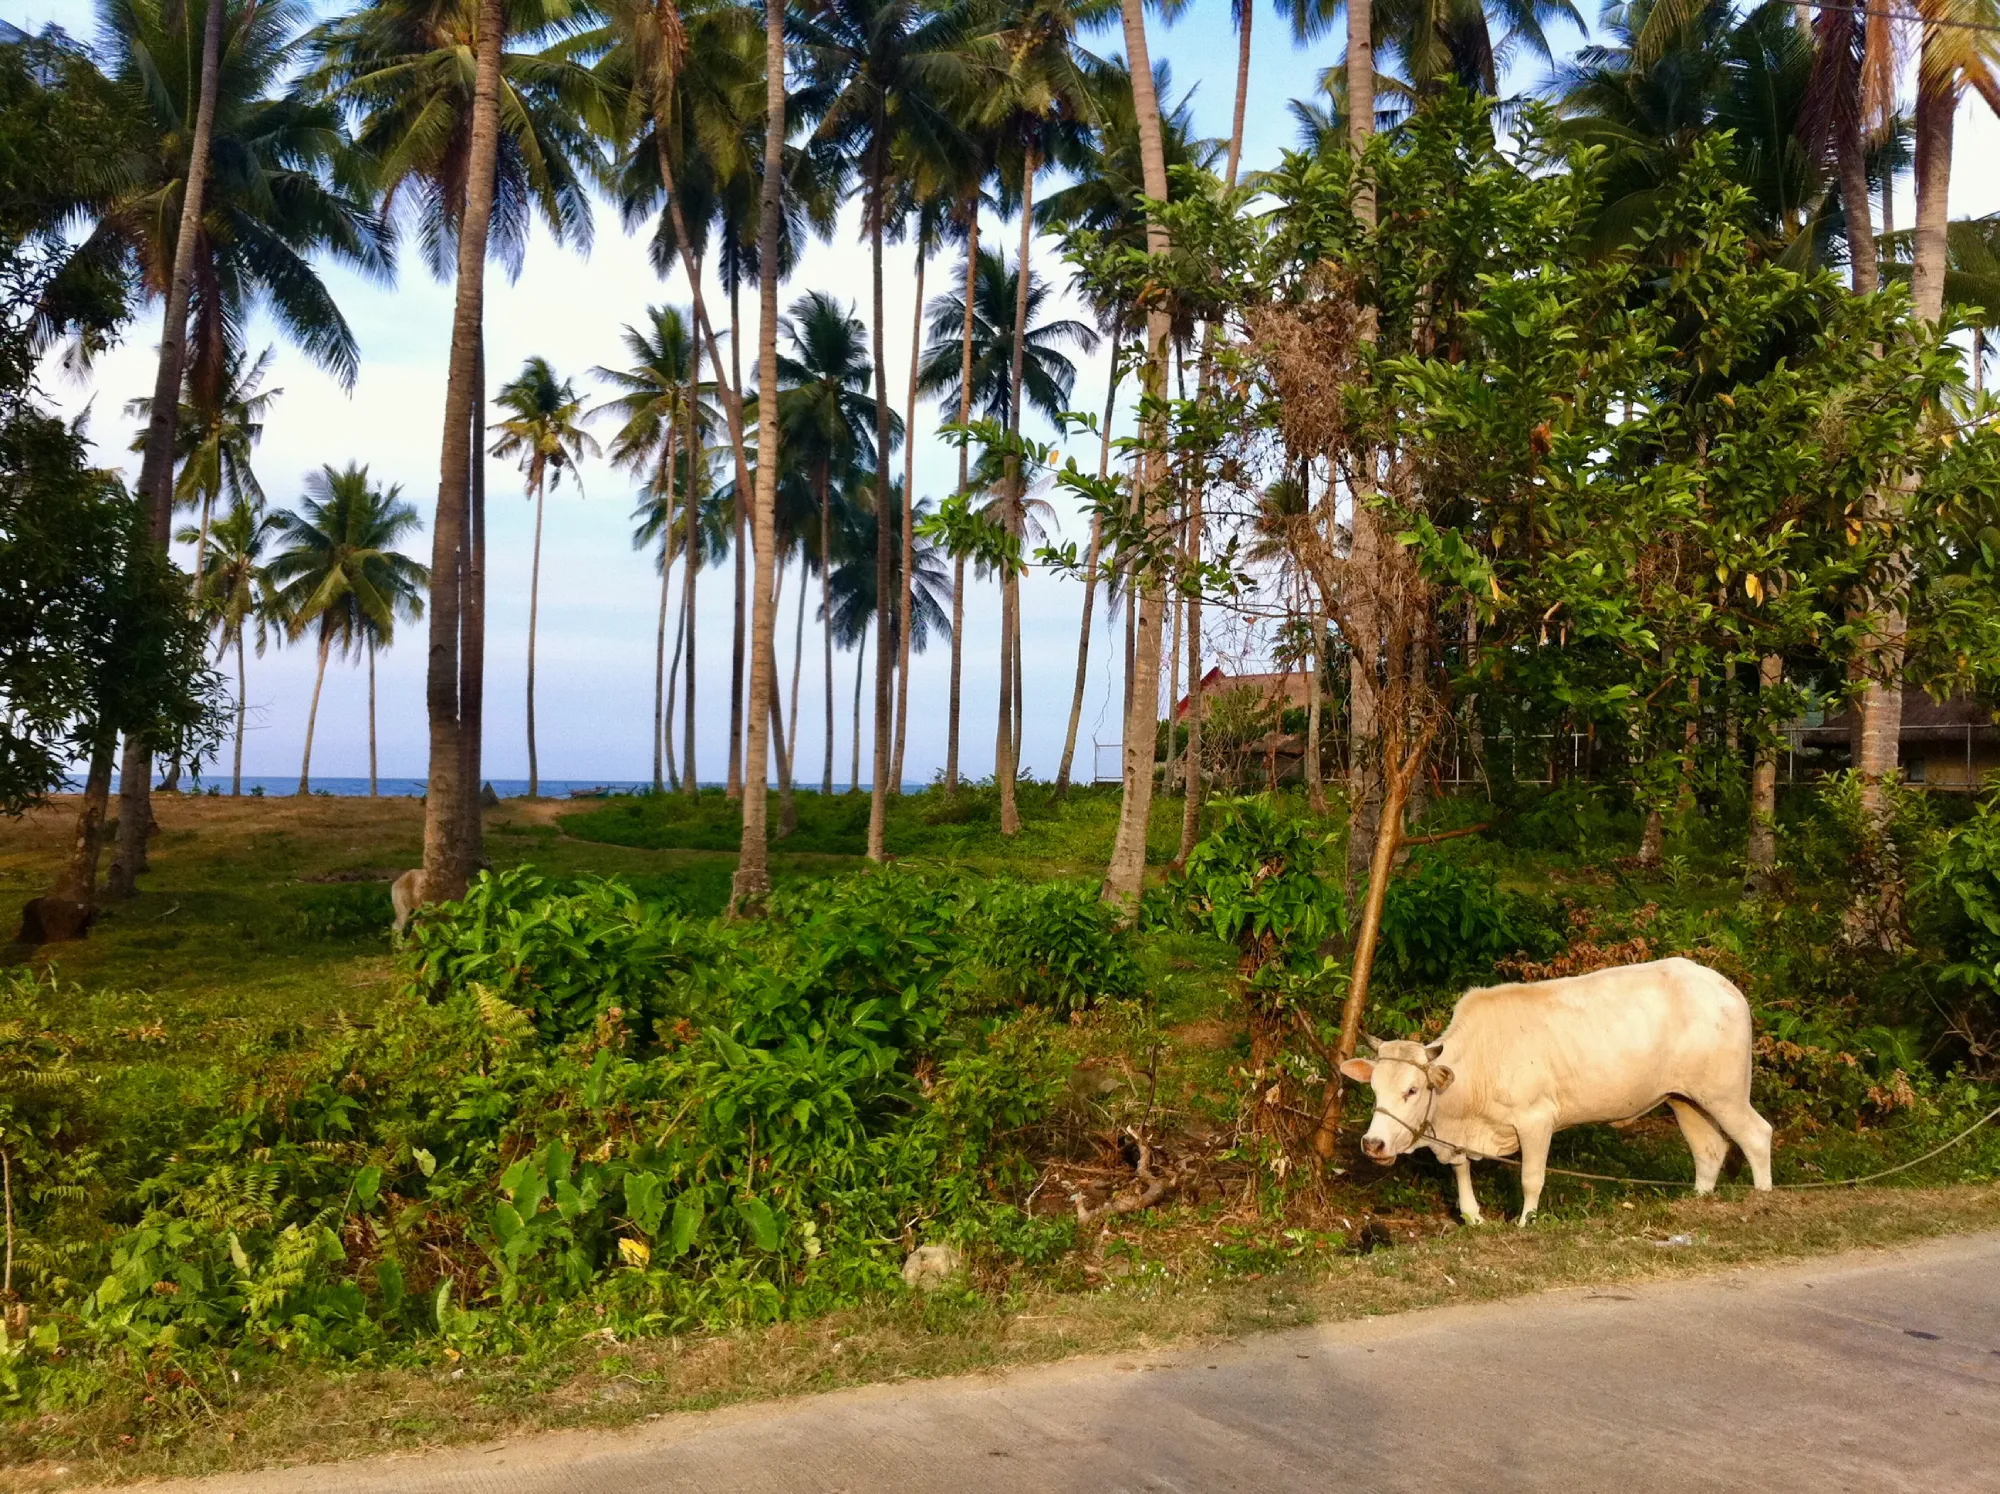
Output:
[[1340, 1037, 1454, 1163]]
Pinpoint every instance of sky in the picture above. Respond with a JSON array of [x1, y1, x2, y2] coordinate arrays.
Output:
[[10, 0, 2000, 788]]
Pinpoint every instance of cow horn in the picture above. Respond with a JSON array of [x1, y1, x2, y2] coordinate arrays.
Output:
[[1360, 1032, 1384, 1054]]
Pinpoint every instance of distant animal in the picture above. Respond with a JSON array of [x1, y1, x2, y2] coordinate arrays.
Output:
[[1341, 957, 1773, 1225], [390, 869, 426, 935]]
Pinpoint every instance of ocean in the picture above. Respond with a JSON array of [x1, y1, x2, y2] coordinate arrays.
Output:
[[93, 776, 920, 798]]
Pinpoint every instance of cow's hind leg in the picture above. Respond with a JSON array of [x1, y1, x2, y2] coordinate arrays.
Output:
[[1668, 1099, 1730, 1194], [1701, 1095, 1774, 1191]]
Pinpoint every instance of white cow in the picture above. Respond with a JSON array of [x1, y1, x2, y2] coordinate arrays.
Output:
[[1340, 957, 1774, 1224]]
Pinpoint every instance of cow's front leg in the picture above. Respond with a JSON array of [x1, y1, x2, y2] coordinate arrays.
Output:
[[1452, 1158, 1483, 1224], [1514, 1110, 1556, 1225]]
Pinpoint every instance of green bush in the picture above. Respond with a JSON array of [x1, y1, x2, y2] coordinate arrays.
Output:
[[965, 878, 1143, 1010], [283, 882, 393, 942], [1376, 859, 1564, 994]]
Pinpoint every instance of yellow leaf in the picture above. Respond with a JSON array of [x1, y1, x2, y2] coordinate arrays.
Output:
[[618, 1237, 651, 1268], [1745, 574, 1764, 603], [1488, 574, 1502, 602], [1846, 518, 1863, 545]]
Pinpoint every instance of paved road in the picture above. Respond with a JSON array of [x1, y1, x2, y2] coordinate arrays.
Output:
[[129, 1233, 2000, 1494]]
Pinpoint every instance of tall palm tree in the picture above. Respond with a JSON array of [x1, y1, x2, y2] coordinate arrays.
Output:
[[95, 0, 390, 896], [594, 305, 717, 793], [732, 0, 788, 912], [490, 355, 600, 797], [1104, 0, 1173, 910], [770, 290, 898, 794], [916, 246, 1098, 424], [177, 502, 278, 796], [981, 0, 1105, 835], [263, 465, 428, 795], [1039, 57, 1213, 796], [795, 0, 981, 856], [312, 0, 598, 898]]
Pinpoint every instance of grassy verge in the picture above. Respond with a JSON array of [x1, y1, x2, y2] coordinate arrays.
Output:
[[10, 1186, 1995, 1489]]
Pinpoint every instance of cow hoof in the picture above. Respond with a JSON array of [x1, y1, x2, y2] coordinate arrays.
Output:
[[1460, 1212, 1484, 1226]]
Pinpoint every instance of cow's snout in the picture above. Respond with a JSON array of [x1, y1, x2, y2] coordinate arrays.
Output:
[[1361, 1134, 1390, 1162]]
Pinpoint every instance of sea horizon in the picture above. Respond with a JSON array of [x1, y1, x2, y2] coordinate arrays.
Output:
[[78, 776, 935, 799]]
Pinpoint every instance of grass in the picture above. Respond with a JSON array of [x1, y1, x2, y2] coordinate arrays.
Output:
[[8, 1185, 1995, 1489], [2, 788, 1998, 1489]]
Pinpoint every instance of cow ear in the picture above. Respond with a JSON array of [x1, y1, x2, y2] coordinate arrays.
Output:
[[1339, 1058, 1374, 1085], [1428, 1063, 1456, 1093]]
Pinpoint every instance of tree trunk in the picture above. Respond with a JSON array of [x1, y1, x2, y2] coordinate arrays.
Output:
[[460, 330, 487, 857], [997, 150, 1038, 837], [1911, 64, 1955, 326], [868, 140, 895, 860], [653, 544, 670, 794], [109, 0, 228, 900], [665, 585, 685, 789], [1226, 0, 1252, 189], [1746, 654, 1782, 887], [1836, 81, 1878, 295], [730, 0, 785, 913], [1055, 325, 1122, 798], [1311, 725, 1428, 1159], [787, 554, 806, 777], [1342, 0, 1380, 889], [368, 641, 378, 797], [1306, 602, 1326, 812], [1178, 485, 1205, 861], [422, 0, 505, 904], [526, 477, 545, 797], [893, 243, 923, 795], [944, 204, 980, 795], [852, 629, 867, 793], [1104, 0, 1174, 912], [820, 467, 836, 796], [946, 553, 965, 791], [55, 734, 116, 905], [654, 133, 750, 802], [299, 627, 332, 796], [1163, 585, 1183, 792], [232, 630, 246, 795], [683, 474, 698, 795], [772, 561, 796, 836], [1348, 0, 1375, 226]]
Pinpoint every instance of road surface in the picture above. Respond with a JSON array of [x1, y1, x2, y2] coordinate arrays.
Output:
[[124, 1231, 2000, 1493]]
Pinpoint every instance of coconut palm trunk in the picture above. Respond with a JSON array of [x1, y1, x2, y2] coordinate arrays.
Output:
[[852, 628, 867, 792], [868, 142, 895, 859], [1226, 0, 1251, 187], [683, 487, 698, 794], [1055, 317, 1122, 797], [1104, 0, 1174, 910], [997, 154, 1038, 836], [423, 0, 506, 904], [299, 627, 333, 796], [526, 473, 547, 796], [56, 734, 117, 906], [1178, 485, 1204, 862], [1747, 654, 1783, 885], [1343, 0, 1382, 890], [730, 0, 786, 912], [893, 245, 924, 793], [820, 467, 837, 795], [944, 202, 980, 793], [460, 331, 488, 850], [666, 596, 686, 788], [788, 557, 807, 768], [232, 632, 247, 796], [368, 641, 379, 797], [653, 549, 671, 793], [107, 0, 228, 900]]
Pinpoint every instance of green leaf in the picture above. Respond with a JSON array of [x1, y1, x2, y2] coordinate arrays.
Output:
[[669, 1196, 703, 1258], [736, 1196, 779, 1252], [376, 1258, 405, 1316], [353, 1164, 382, 1210], [625, 1171, 666, 1237]]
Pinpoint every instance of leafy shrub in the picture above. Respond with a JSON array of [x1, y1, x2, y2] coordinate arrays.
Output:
[[1165, 796, 1345, 971], [965, 879, 1142, 1010], [1917, 790, 2000, 1066], [1376, 859, 1564, 993], [403, 867, 712, 1043], [1496, 782, 1635, 857]]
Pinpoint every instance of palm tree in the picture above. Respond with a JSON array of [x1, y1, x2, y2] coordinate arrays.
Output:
[[94, 0, 390, 896], [178, 502, 278, 796], [594, 305, 717, 794], [795, 0, 982, 856], [769, 290, 898, 795], [263, 465, 428, 795], [127, 345, 281, 582], [916, 247, 1098, 425], [311, 0, 598, 899], [826, 486, 953, 789], [1104, 0, 1173, 910], [732, 0, 788, 913], [490, 355, 600, 798], [1039, 58, 1213, 795]]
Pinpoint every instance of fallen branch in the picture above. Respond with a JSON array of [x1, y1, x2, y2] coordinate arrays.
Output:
[[1074, 1129, 1178, 1227], [1401, 821, 1493, 848]]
